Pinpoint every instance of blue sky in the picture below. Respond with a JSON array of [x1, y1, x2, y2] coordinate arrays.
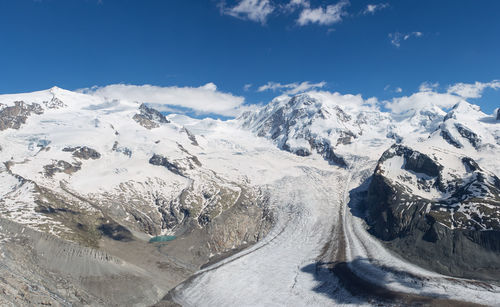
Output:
[[0, 0, 499, 116]]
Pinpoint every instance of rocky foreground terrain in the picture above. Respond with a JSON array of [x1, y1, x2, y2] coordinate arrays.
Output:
[[0, 87, 499, 306]]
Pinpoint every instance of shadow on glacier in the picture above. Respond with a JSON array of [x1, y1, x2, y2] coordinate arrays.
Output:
[[299, 174, 453, 304], [300, 258, 452, 304], [345, 172, 372, 219]]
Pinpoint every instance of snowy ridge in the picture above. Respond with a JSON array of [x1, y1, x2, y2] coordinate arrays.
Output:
[[239, 93, 392, 166], [239, 92, 499, 173]]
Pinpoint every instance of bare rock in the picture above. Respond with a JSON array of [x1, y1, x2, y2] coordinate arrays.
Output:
[[0, 101, 44, 131], [44, 160, 82, 177], [63, 146, 101, 160], [133, 103, 170, 129], [149, 154, 183, 176]]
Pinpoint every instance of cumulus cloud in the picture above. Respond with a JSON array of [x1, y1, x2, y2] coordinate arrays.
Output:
[[258, 81, 326, 95], [296, 0, 349, 26], [389, 31, 423, 48], [221, 0, 274, 24], [305, 90, 379, 111], [363, 3, 388, 15], [384, 80, 500, 114], [80, 83, 245, 117], [447, 80, 500, 98], [385, 91, 463, 114]]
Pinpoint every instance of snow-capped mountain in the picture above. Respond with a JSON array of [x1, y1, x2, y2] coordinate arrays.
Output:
[[239, 93, 392, 166], [387, 104, 447, 143], [0, 87, 499, 306]]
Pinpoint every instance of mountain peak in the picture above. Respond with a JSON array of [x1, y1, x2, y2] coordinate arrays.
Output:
[[444, 100, 484, 122]]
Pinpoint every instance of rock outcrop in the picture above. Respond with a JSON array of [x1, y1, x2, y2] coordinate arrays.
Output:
[[133, 103, 170, 129], [63, 146, 101, 160], [44, 160, 82, 177], [365, 144, 500, 280], [0, 101, 44, 130], [149, 154, 184, 176]]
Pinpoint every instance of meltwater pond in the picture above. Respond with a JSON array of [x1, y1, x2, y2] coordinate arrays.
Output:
[[149, 235, 176, 243]]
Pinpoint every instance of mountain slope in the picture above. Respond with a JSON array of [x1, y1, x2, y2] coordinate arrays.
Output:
[[0, 87, 275, 305]]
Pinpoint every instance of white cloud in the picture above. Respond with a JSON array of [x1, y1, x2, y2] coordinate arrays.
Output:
[[385, 91, 463, 114], [383, 79, 500, 114], [243, 83, 253, 91], [258, 81, 326, 95], [306, 90, 379, 111], [286, 0, 310, 10], [384, 84, 403, 93], [419, 81, 439, 92], [363, 3, 388, 15], [222, 0, 274, 24], [389, 31, 423, 48], [297, 0, 349, 26], [81, 83, 245, 117], [447, 80, 500, 98], [220, 0, 387, 27]]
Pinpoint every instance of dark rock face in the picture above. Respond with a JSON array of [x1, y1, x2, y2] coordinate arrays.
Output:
[[133, 103, 170, 129], [365, 145, 500, 280], [181, 127, 198, 146], [149, 154, 183, 176], [63, 146, 101, 160], [0, 101, 44, 131], [379, 145, 442, 177], [496, 108, 500, 120], [309, 139, 347, 167], [454, 123, 481, 149], [440, 129, 462, 148]]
